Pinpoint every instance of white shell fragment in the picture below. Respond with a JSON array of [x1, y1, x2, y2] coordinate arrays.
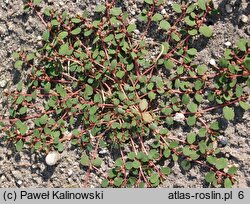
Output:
[[45, 152, 60, 166], [173, 113, 185, 122]]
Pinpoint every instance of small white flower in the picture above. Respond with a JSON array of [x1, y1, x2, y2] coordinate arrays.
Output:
[[173, 113, 185, 122]]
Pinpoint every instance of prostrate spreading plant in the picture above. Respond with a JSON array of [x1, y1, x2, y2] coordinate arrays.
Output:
[[1, 0, 249, 188]]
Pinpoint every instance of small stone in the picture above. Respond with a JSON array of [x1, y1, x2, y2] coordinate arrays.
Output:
[[68, 169, 73, 176], [209, 58, 217, 66], [99, 148, 108, 154], [134, 29, 140, 35], [240, 15, 248, 23], [161, 9, 166, 15], [218, 135, 228, 147], [173, 113, 185, 122], [225, 4, 233, 13], [45, 152, 60, 166], [17, 180, 23, 185], [224, 41, 232, 47], [0, 80, 7, 88]]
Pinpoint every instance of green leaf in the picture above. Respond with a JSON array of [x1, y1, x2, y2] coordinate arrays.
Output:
[[114, 177, 123, 187], [224, 178, 232, 188], [215, 158, 228, 170], [80, 154, 90, 166], [144, 0, 153, 4], [128, 152, 136, 160], [187, 115, 196, 126], [58, 31, 68, 40], [207, 156, 217, 165], [16, 140, 24, 152], [142, 112, 153, 123], [187, 102, 198, 113], [16, 120, 28, 135], [163, 148, 171, 158], [56, 142, 64, 152], [110, 7, 122, 16], [235, 85, 243, 97], [199, 25, 213, 37], [14, 60, 23, 69], [132, 160, 141, 169], [197, 64, 208, 75], [139, 99, 148, 111], [116, 70, 125, 79], [59, 43, 69, 55], [34, 141, 42, 150], [182, 94, 190, 104], [152, 13, 163, 21], [172, 3, 182, 13], [187, 48, 197, 56], [210, 121, 220, 130], [223, 106, 234, 121], [188, 29, 198, 36], [16, 95, 24, 104], [239, 101, 250, 110], [93, 157, 102, 167], [198, 128, 207, 137], [187, 133, 196, 144], [101, 179, 109, 187], [71, 27, 81, 35], [236, 39, 247, 52], [148, 92, 156, 100], [19, 107, 27, 115], [243, 57, 250, 71], [95, 5, 106, 12], [205, 172, 216, 183], [33, 0, 42, 6], [159, 20, 171, 31], [161, 167, 171, 175], [104, 34, 114, 42], [164, 59, 175, 69], [180, 160, 191, 170], [198, 0, 206, 10], [149, 173, 159, 184], [26, 53, 35, 61], [84, 84, 93, 96], [71, 18, 82, 23], [42, 30, 50, 41], [227, 166, 237, 175], [127, 24, 136, 33]]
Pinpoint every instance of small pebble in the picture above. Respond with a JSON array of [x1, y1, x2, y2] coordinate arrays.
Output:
[[209, 58, 216, 66], [225, 4, 233, 13], [17, 180, 23, 185], [68, 169, 73, 176], [173, 113, 185, 122], [224, 41, 232, 47], [218, 135, 228, 147], [240, 14, 248, 23], [161, 9, 166, 15], [45, 152, 60, 166], [0, 80, 7, 88]]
